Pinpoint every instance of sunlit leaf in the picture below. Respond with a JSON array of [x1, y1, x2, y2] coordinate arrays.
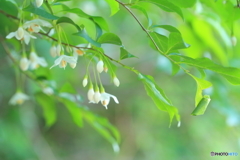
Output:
[[149, 32, 168, 53], [131, 4, 152, 27], [167, 32, 190, 53], [188, 73, 212, 106], [171, 0, 197, 8], [171, 55, 240, 85], [35, 92, 56, 127], [104, 0, 119, 16], [139, 73, 180, 126], [191, 95, 211, 116]]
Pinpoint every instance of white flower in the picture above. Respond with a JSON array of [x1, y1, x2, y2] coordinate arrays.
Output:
[[29, 52, 48, 70], [50, 55, 77, 69], [6, 27, 36, 45], [113, 76, 120, 87], [100, 92, 119, 109], [36, 0, 43, 7], [88, 88, 95, 103], [97, 60, 104, 73], [93, 91, 101, 103], [82, 77, 88, 87], [43, 87, 54, 95], [9, 92, 29, 105], [69, 62, 77, 69], [23, 19, 52, 33], [50, 46, 57, 57], [20, 57, 30, 71]]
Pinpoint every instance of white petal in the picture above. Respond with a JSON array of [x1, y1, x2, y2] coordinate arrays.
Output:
[[16, 27, 24, 40], [94, 91, 101, 103], [113, 77, 120, 87], [9, 92, 29, 105], [50, 55, 63, 69], [82, 78, 88, 87], [20, 57, 29, 71], [56, 44, 61, 56], [109, 94, 119, 104], [30, 52, 38, 62], [88, 88, 95, 102], [69, 62, 77, 69], [50, 46, 57, 57], [43, 87, 54, 95], [38, 57, 48, 67], [62, 55, 77, 63], [6, 32, 16, 39]]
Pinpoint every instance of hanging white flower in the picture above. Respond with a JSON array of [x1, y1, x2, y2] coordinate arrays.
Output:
[[20, 57, 30, 71], [6, 27, 36, 45], [50, 55, 77, 69], [100, 92, 119, 109], [97, 60, 104, 73], [29, 52, 48, 70], [88, 88, 95, 103], [93, 91, 101, 103], [56, 44, 62, 56], [82, 77, 88, 87], [9, 92, 29, 105], [23, 19, 52, 33], [113, 76, 120, 87], [73, 48, 84, 56], [36, 0, 43, 7]]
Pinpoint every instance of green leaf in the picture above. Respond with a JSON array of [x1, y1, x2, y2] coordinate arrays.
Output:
[[120, 47, 136, 60], [104, 0, 119, 16], [65, 8, 109, 32], [188, 74, 212, 106], [23, 4, 59, 20], [171, 55, 240, 85], [74, 28, 101, 47], [83, 109, 120, 152], [0, 0, 18, 17], [98, 33, 122, 45], [59, 82, 77, 94], [167, 32, 190, 53], [191, 95, 211, 116], [170, 61, 180, 76], [171, 0, 196, 8], [57, 17, 80, 31], [59, 98, 83, 127], [150, 25, 180, 33], [139, 73, 180, 126], [149, 32, 168, 53], [140, 0, 184, 20], [35, 92, 56, 127]]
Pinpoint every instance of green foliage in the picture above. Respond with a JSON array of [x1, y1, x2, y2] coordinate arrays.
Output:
[[191, 95, 211, 116]]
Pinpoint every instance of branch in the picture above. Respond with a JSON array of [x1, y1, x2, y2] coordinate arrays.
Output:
[[115, 0, 189, 73], [0, 10, 137, 73]]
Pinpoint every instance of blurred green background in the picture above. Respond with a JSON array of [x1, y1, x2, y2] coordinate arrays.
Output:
[[0, 0, 240, 159]]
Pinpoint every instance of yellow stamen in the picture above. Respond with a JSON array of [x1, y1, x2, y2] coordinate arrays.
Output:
[[76, 49, 83, 56]]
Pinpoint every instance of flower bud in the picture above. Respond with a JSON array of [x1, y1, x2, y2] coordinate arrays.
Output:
[[20, 57, 29, 71], [94, 91, 101, 103], [50, 46, 57, 57], [36, 0, 43, 7], [113, 76, 120, 87], [88, 88, 95, 103], [16, 27, 24, 40], [82, 77, 88, 87], [43, 87, 54, 95], [97, 60, 104, 73]]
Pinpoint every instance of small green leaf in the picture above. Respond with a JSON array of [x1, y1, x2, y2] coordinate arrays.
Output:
[[139, 73, 180, 126], [92, 17, 109, 32], [131, 4, 152, 27], [35, 92, 56, 127], [23, 4, 59, 20], [191, 95, 211, 116], [59, 98, 83, 127], [188, 74, 212, 106], [171, 0, 196, 8], [64, 8, 90, 18], [120, 47, 136, 60], [74, 28, 101, 47], [150, 25, 180, 33], [59, 82, 77, 94], [140, 0, 184, 20], [149, 32, 168, 53], [98, 33, 122, 45], [57, 17, 81, 31], [104, 0, 119, 16], [170, 61, 180, 76], [171, 55, 240, 85]]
